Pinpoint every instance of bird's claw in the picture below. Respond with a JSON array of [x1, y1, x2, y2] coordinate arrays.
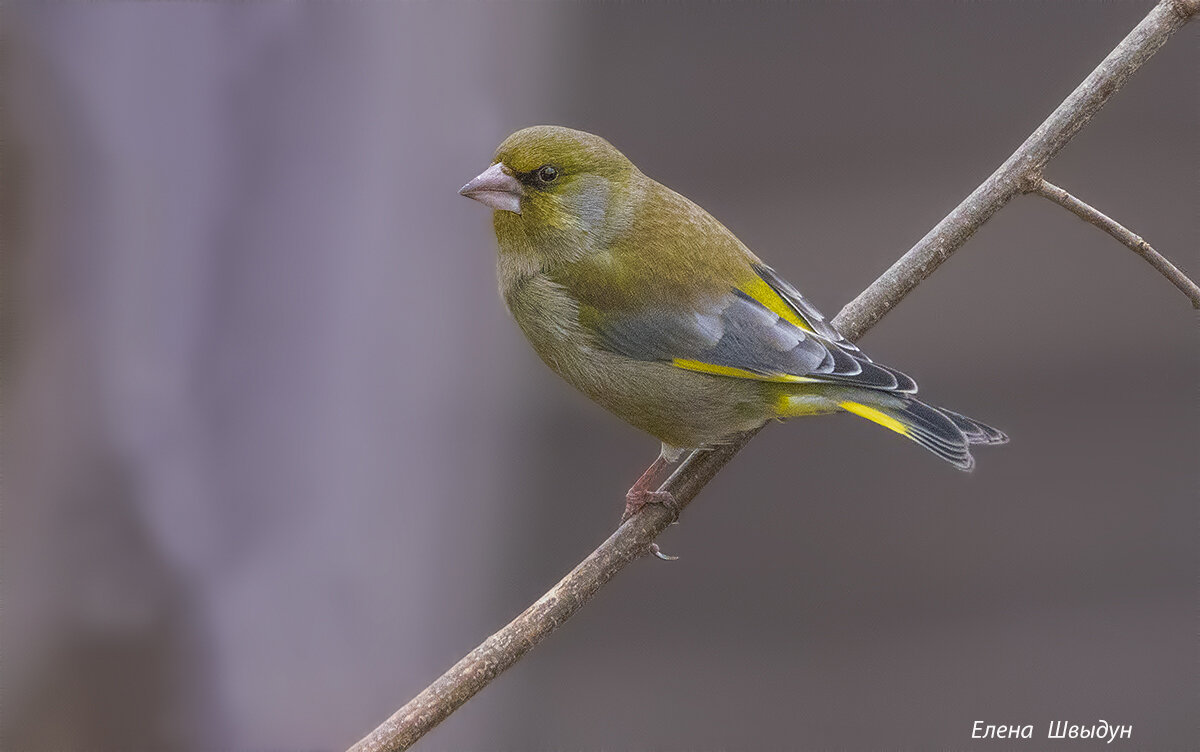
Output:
[[623, 489, 681, 561], [649, 542, 679, 561], [621, 488, 680, 524]]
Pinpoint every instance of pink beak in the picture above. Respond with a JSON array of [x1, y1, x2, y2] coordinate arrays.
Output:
[[459, 162, 524, 214]]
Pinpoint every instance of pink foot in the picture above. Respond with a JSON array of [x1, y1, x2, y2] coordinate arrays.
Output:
[[621, 488, 679, 524]]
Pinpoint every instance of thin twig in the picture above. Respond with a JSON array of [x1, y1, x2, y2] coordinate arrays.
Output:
[[1029, 178, 1200, 308], [348, 2, 1197, 750]]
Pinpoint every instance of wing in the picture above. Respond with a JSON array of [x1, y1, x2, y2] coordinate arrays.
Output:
[[585, 262, 917, 393]]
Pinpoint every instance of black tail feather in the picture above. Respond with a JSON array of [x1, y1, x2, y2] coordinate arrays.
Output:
[[846, 396, 1007, 471], [940, 408, 1009, 446]]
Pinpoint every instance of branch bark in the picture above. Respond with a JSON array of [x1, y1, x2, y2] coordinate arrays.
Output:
[[1029, 178, 1200, 307], [349, 2, 1197, 750]]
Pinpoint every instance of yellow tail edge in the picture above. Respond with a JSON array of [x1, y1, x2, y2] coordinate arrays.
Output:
[[838, 400, 910, 437]]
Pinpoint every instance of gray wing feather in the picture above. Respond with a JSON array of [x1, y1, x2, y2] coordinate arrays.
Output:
[[752, 263, 855, 348], [597, 294, 827, 377], [753, 264, 917, 392], [594, 280, 918, 394]]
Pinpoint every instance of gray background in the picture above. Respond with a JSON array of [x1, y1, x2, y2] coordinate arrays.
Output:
[[3, 2, 1196, 750]]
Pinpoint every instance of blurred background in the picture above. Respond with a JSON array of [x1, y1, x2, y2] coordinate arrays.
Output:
[[3, 2, 1195, 750]]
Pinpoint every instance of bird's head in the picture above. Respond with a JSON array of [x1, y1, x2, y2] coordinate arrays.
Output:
[[460, 126, 637, 261]]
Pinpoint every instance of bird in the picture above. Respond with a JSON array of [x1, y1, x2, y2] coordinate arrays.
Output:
[[460, 125, 1006, 530]]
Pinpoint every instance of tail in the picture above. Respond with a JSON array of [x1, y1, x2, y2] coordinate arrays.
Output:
[[838, 395, 1008, 471]]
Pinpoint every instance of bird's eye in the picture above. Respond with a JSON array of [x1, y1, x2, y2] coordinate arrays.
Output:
[[536, 165, 558, 183]]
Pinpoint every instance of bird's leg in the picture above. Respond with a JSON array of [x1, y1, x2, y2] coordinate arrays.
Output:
[[621, 453, 679, 524], [621, 450, 687, 562]]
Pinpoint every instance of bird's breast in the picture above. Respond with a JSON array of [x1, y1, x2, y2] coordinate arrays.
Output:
[[502, 271, 604, 389]]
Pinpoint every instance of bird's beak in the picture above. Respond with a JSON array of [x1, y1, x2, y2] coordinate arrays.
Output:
[[459, 162, 524, 214]]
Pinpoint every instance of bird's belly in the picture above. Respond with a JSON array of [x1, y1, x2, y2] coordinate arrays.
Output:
[[503, 274, 770, 448]]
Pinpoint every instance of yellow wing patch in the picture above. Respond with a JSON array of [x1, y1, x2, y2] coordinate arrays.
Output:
[[672, 358, 821, 383], [839, 401, 910, 437], [738, 276, 814, 333]]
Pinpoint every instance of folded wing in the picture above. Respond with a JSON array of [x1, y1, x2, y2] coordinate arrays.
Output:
[[586, 263, 918, 394]]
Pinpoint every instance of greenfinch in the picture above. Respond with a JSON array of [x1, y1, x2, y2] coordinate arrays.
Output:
[[460, 126, 1006, 518]]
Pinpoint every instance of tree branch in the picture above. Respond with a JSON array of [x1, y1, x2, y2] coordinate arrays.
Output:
[[1028, 178, 1200, 308], [348, 2, 1196, 750]]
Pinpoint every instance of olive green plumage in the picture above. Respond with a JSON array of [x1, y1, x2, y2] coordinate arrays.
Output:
[[460, 125, 1006, 469]]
